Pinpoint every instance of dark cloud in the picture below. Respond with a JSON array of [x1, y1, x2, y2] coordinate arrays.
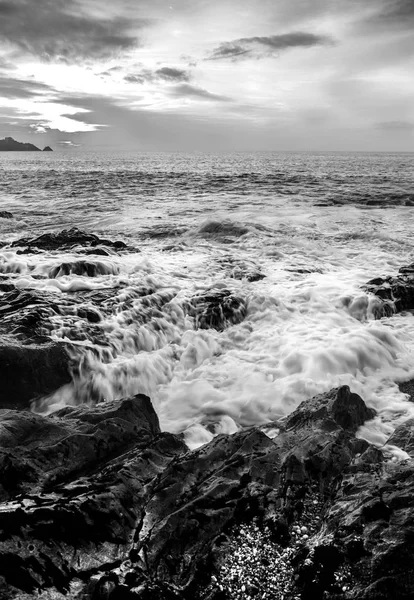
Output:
[[155, 67, 190, 82], [124, 66, 190, 84], [375, 0, 414, 24], [0, 0, 147, 62], [209, 31, 334, 61], [169, 83, 231, 102], [0, 75, 55, 98]]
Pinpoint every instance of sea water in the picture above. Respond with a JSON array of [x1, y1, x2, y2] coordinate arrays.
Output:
[[0, 150, 414, 450]]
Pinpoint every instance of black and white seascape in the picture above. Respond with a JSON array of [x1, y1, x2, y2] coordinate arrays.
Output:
[[1, 1, 414, 598]]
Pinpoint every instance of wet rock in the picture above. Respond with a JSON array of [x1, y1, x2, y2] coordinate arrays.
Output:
[[187, 289, 247, 330], [216, 256, 265, 282], [0, 211, 13, 219], [0, 394, 162, 500], [11, 227, 135, 253], [198, 221, 250, 239], [48, 259, 119, 278], [0, 288, 63, 339], [365, 264, 414, 314], [0, 338, 71, 409], [387, 418, 414, 456], [1, 385, 413, 600], [0, 398, 186, 595]]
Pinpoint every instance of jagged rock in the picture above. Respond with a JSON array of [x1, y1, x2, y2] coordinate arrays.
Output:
[[0, 394, 162, 500], [365, 264, 414, 314], [0, 396, 187, 595], [0, 211, 13, 219], [2, 386, 414, 600], [186, 289, 247, 330], [0, 385, 381, 600], [387, 418, 414, 456], [11, 227, 135, 253]]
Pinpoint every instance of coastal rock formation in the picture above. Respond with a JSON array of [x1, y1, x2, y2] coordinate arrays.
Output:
[[187, 289, 247, 330], [43, 146, 53, 152], [1, 385, 413, 599], [48, 259, 120, 278], [0, 211, 13, 219], [11, 227, 135, 253], [365, 263, 414, 315], [0, 338, 71, 410], [0, 137, 41, 151]]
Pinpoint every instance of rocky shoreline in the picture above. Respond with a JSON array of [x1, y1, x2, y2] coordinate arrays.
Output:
[[1, 386, 414, 599], [1, 228, 414, 599]]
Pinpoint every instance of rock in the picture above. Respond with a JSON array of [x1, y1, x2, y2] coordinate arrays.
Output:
[[365, 264, 414, 314], [0, 396, 186, 594], [11, 227, 135, 253], [42, 146, 53, 152], [284, 385, 376, 433], [198, 221, 250, 239], [1, 385, 413, 600], [48, 259, 119, 278], [0, 394, 163, 500], [0, 137, 40, 151], [186, 289, 247, 330], [0, 338, 71, 409], [387, 418, 414, 456], [0, 211, 13, 219], [216, 256, 265, 282]]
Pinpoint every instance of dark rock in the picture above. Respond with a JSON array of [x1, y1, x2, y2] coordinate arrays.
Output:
[[0, 137, 40, 151], [364, 265, 414, 314], [0, 385, 413, 600], [198, 221, 249, 239], [0, 338, 71, 409], [11, 227, 135, 253], [48, 260, 119, 278], [0, 394, 162, 500], [399, 379, 414, 402], [186, 289, 247, 330], [42, 146, 53, 152], [387, 418, 414, 455], [284, 385, 376, 433], [0, 211, 13, 219]]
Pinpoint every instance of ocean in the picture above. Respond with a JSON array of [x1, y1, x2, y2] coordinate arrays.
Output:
[[1, 150, 414, 451]]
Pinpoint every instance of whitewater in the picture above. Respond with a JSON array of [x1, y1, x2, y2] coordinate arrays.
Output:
[[1, 150, 414, 451]]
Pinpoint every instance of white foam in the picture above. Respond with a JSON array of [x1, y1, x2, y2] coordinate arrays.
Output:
[[15, 205, 414, 453]]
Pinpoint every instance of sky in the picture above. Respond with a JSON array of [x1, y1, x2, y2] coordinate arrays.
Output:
[[0, 0, 413, 151]]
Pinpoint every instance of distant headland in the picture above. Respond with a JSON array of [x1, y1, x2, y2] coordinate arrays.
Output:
[[0, 137, 53, 152]]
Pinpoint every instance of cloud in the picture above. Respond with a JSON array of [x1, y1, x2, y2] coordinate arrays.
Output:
[[169, 83, 231, 102], [0, 0, 148, 62], [124, 66, 191, 84], [57, 140, 82, 147], [376, 121, 414, 131], [375, 0, 414, 25], [0, 75, 55, 99], [209, 31, 334, 61]]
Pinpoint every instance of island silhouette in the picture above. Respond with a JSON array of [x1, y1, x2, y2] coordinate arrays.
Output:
[[0, 137, 53, 151]]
